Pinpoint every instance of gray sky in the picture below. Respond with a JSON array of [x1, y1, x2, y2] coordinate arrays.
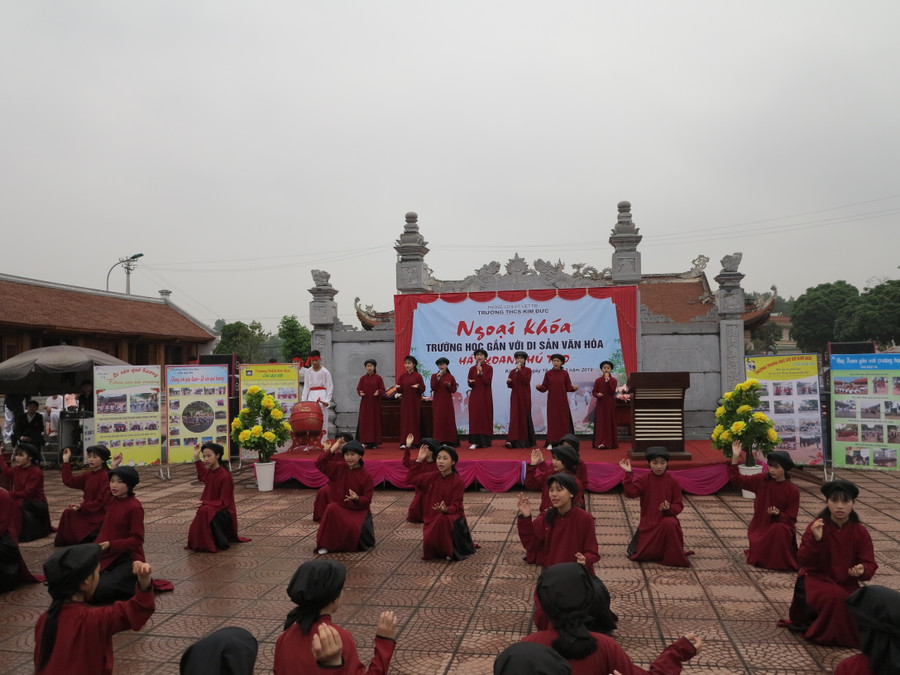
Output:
[[3, 1, 898, 333]]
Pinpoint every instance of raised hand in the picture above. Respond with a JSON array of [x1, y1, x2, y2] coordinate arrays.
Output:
[[416, 446, 430, 462], [193, 444, 202, 461], [618, 458, 632, 473], [311, 623, 343, 666], [811, 518, 825, 541], [62, 448, 72, 463], [530, 448, 544, 466], [375, 610, 397, 639], [516, 492, 532, 518], [111, 453, 123, 468], [731, 440, 743, 464], [406, 433, 414, 448], [684, 632, 704, 654]]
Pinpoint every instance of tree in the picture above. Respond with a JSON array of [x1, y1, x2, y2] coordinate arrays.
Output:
[[214, 320, 271, 362], [790, 281, 859, 353], [278, 315, 312, 362], [837, 278, 900, 349], [747, 320, 781, 355]]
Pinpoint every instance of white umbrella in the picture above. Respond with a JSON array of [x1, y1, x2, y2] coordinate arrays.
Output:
[[0, 345, 129, 395]]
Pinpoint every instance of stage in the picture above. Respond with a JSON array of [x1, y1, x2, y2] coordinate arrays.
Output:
[[270, 440, 734, 495]]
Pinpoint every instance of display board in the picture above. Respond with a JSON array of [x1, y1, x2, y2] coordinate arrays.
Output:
[[394, 287, 637, 435], [165, 365, 231, 464], [830, 353, 900, 469], [745, 354, 823, 465], [93, 365, 163, 466], [238, 364, 300, 460]]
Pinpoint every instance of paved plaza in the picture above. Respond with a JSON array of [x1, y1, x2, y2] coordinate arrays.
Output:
[[3, 462, 899, 674]]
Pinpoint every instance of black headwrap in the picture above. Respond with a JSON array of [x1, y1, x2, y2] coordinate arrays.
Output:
[[283, 560, 347, 634], [646, 446, 670, 462], [846, 585, 900, 675], [85, 445, 111, 463], [551, 445, 579, 473], [404, 355, 418, 368], [535, 562, 598, 659], [821, 478, 859, 500], [180, 626, 259, 675], [16, 442, 41, 464], [558, 434, 580, 453], [38, 544, 102, 671], [435, 357, 450, 366], [549, 353, 566, 364], [546, 472, 577, 497], [421, 438, 441, 455], [766, 450, 795, 472], [364, 358, 377, 368], [513, 351, 529, 360], [493, 642, 572, 675], [109, 466, 140, 493], [473, 348, 488, 358]]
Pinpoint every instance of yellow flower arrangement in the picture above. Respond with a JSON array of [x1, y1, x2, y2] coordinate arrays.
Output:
[[711, 378, 781, 466], [230, 386, 291, 462]]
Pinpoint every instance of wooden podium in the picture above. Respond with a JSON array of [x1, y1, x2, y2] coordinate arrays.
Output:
[[627, 372, 692, 460]]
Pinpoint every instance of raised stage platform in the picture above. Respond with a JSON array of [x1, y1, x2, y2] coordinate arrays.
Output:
[[271, 440, 734, 495]]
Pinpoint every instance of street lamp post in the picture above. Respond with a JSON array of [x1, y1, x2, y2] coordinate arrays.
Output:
[[106, 253, 144, 294]]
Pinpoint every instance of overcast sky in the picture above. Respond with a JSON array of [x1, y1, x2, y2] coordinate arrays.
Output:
[[2, 1, 898, 333]]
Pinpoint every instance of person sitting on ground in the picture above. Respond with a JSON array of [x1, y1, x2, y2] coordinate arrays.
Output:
[[0, 442, 51, 541], [180, 626, 258, 675], [314, 440, 375, 555], [186, 442, 249, 553], [55, 445, 113, 546], [34, 543, 155, 675], [494, 642, 572, 675], [620, 447, 693, 567], [835, 585, 900, 675], [779, 478, 877, 648], [0, 488, 43, 593], [728, 441, 799, 570], [525, 445, 585, 514], [273, 559, 397, 673], [522, 562, 702, 674], [401, 435, 439, 523], [313, 433, 353, 522]]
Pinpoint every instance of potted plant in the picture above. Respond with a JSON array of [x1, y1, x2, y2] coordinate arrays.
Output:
[[230, 385, 291, 491], [711, 378, 781, 496]]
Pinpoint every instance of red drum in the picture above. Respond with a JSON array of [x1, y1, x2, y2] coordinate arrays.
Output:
[[288, 402, 325, 451]]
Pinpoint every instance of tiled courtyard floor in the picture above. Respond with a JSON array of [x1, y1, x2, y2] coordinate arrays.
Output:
[[3, 463, 898, 674]]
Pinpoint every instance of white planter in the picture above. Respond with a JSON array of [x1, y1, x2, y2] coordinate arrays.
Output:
[[738, 464, 764, 499], [255, 461, 276, 492]]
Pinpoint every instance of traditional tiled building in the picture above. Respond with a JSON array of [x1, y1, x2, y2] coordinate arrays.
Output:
[[0, 274, 216, 365]]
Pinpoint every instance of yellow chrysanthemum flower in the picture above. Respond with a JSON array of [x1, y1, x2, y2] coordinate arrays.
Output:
[[263, 431, 276, 442], [231, 418, 242, 429], [250, 425, 263, 437], [238, 430, 251, 442], [730, 421, 747, 434], [767, 427, 779, 442], [723, 392, 733, 400], [247, 385, 261, 395], [736, 405, 753, 415], [271, 408, 284, 420], [262, 395, 275, 410], [720, 430, 732, 443], [241, 408, 250, 415], [752, 412, 769, 423], [711, 429, 721, 441], [744, 378, 759, 387], [282, 421, 292, 432], [715, 406, 726, 419]]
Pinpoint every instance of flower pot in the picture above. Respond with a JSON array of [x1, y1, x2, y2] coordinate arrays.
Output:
[[738, 464, 764, 499], [254, 460, 276, 492]]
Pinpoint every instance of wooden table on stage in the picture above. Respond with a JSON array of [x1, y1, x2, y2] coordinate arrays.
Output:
[[380, 399, 434, 443]]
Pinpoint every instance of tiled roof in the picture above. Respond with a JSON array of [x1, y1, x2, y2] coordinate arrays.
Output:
[[0, 275, 215, 342], [638, 277, 716, 322]]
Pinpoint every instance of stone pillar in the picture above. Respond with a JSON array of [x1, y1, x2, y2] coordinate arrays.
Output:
[[715, 253, 746, 393], [609, 201, 642, 285], [395, 211, 431, 294], [308, 270, 338, 436]]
